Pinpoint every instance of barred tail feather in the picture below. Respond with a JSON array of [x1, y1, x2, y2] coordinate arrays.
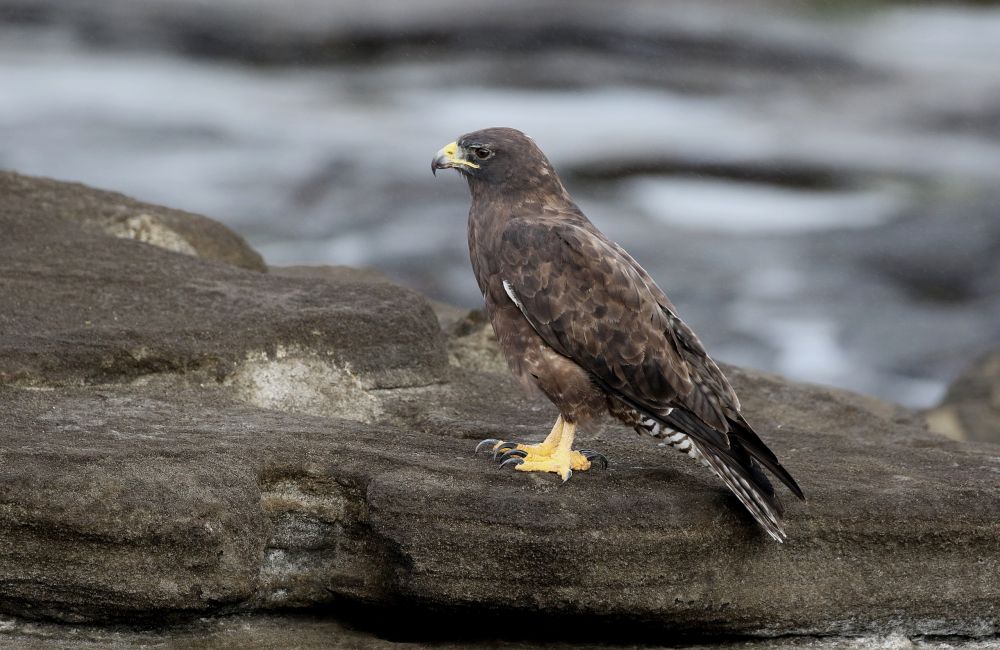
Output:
[[692, 439, 787, 543], [635, 412, 710, 467], [633, 407, 799, 542], [667, 408, 805, 501], [727, 414, 805, 500]]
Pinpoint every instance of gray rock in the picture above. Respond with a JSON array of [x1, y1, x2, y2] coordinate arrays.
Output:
[[0, 182, 448, 391], [0, 0, 863, 77], [0, 176, 999, 644], [1, 171, 266, 272], [843, 192, 1000, 305], [927, 351, 1000, 444], [3, 614, 988, 650], [1, 349, 999, 637]]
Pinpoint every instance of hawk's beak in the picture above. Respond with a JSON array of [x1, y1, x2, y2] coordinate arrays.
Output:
[[432, 141, 479, 176]]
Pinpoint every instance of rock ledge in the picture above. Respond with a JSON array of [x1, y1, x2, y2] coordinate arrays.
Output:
[[0, 173, 998, 646]]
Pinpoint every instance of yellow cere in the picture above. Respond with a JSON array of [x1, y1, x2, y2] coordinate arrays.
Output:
[[438, 141, 480, 169]]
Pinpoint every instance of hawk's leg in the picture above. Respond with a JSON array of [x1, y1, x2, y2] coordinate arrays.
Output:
[[475, 416, 607, 482]]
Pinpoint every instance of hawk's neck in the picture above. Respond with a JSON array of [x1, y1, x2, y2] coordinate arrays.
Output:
[[466, 176, 585, 294], [468, 173, 573, 223]]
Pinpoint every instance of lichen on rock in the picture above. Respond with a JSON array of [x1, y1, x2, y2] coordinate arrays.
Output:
[[102, 212, 200, 257], [227, 345, 383, 422]]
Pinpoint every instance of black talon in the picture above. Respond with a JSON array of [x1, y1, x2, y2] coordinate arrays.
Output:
[[580, 450, 609, 471], [499, 449, 528, 462], [475, 439, 500, 454], [493, 441, 519, 460], [499, 457, 524, 470]]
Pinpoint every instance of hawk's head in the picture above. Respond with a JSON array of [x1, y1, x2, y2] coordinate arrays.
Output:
[[432, 127, 558, 189]]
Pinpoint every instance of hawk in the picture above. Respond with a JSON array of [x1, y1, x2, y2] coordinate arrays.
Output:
[[432, 127, 804, 542]]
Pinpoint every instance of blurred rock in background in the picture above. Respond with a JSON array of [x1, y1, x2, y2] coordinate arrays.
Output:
[[927, 350, 1000, 443], [1, 0, 999, 408]]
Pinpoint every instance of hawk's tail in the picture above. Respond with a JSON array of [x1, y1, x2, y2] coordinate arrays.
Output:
[[692, 435, 787, 542], [635, 409, 802, 543]]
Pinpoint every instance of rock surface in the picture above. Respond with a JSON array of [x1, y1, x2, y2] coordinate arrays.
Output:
[[927, 351, 1000, 444], [4, 615, 993, 650], [0, 174, 998, 646], [0, 172, 445, 392], [0, 171, 266, 272]]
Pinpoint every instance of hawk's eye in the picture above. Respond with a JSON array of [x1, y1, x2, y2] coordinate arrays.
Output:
[[474, 147, 492, 160]]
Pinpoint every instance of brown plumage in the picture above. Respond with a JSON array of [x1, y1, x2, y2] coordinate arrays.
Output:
[[432, 127, 804, 542]]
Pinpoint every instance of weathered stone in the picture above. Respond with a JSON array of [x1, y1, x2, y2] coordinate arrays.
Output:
[[0, 614, 990, 649], [0, 176, 998, 645], [927, 351, 1000, 444], [0, 192, 448, 393], [1, 359, 999, 636], [0, 171, 266, 271]]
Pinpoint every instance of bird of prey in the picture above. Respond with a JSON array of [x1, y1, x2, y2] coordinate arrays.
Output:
[[432, 127, 804, 542]]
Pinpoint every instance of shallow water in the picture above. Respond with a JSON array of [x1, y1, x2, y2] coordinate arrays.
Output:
[[2, 0, 999, 407]]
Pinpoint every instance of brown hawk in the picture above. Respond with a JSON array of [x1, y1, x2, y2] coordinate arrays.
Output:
[[432, 127, 804, 542]]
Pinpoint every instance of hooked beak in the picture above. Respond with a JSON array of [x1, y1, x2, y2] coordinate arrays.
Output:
[[432, 141, 480, 176]]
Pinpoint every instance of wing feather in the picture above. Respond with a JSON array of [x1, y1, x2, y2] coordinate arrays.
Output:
[[499, 217, 731, 428], [499, 214, 805, 514]]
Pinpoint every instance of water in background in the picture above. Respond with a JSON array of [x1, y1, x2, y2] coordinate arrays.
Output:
[[1, 0, 999, 407]]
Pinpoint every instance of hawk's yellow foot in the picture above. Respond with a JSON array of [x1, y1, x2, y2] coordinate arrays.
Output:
[[474, 416, 607, 482], [504, 448, 606, 481]]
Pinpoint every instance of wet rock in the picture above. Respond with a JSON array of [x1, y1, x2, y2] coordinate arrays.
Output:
[[927, 351, 1000, 444], [851, 192, 1000, 305], [0, 176, 999, 644], [0, 0, 864, 77], [798, 189, 1000, 405]]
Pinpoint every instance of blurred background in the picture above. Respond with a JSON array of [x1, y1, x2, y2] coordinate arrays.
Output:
[[1, 0, 998, 408]]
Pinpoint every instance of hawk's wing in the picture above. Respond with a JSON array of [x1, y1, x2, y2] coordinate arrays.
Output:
[[498, 216, 739, 433]]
